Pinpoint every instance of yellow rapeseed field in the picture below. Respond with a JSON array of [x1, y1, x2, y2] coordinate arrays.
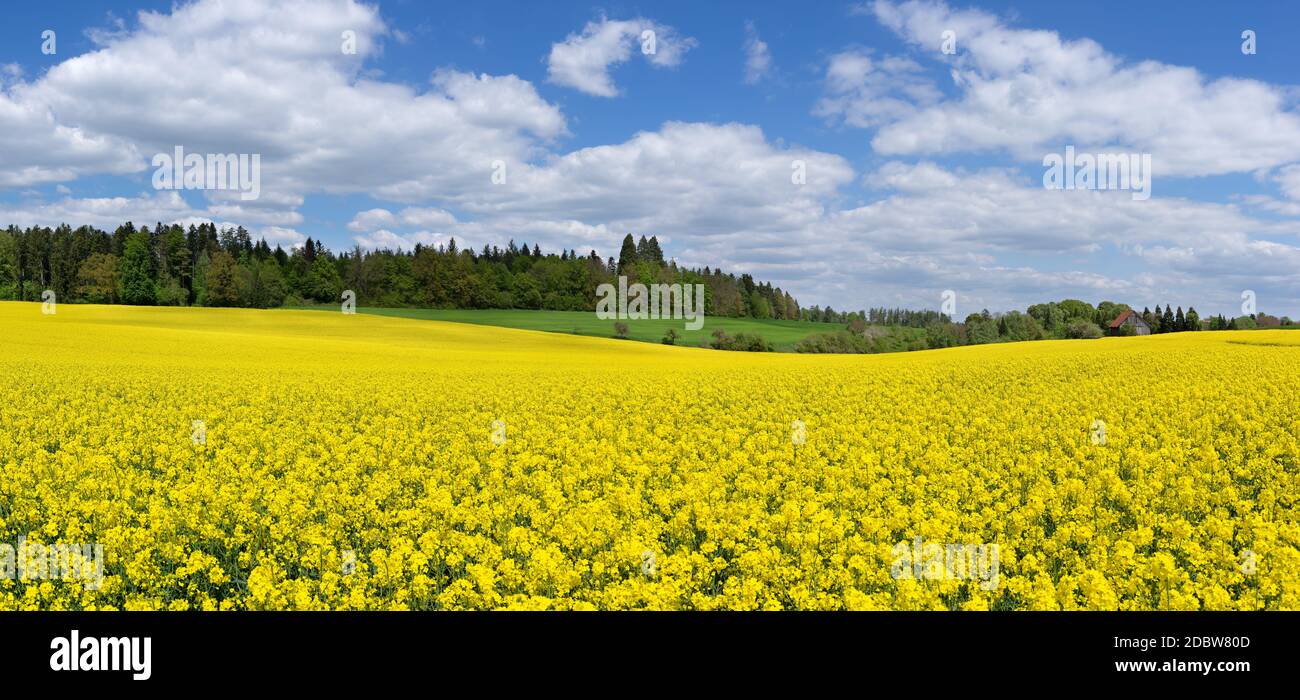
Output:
[[1, 301, 1296, 610]]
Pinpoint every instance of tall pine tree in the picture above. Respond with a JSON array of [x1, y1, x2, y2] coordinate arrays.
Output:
[[616, 234, 638, 275]]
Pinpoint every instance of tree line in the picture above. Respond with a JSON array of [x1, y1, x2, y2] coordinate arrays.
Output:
[[2, 222, 1290, 352], [0, 225, 802, 320], [793, 298, 1291, 354]]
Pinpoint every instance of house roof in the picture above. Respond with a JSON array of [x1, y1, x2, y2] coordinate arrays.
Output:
[[1109, 309, 1141, 328]]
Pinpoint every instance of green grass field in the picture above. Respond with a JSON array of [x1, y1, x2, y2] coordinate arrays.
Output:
[[290, 306, 843, 350]]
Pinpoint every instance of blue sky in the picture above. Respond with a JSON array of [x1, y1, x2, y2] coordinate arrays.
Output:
[[2, 0, 1299, 317]]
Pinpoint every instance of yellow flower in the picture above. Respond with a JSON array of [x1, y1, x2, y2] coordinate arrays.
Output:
[[0, 301, 1296, 610]]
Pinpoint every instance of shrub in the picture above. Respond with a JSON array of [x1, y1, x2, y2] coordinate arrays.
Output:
[[709, 328, 772, 352], [731, 332, 773, 352], [795, 331, 871, 354], [662, 329, 679, 345], [613, 322, 630, 338], [925, 322, 961, 349], [1066, 320, 1104, 339]]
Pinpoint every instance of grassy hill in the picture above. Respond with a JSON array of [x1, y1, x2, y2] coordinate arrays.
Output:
[[291, 306, 844, 350]]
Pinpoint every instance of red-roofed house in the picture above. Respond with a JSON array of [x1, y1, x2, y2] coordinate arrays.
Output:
[[1108, 309, 1151, 335]]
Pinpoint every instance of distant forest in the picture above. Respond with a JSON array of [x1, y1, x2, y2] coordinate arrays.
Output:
[[794, 299, 1292, 354], [0, 224, 820, 320], [1, 223, 1291, 353]]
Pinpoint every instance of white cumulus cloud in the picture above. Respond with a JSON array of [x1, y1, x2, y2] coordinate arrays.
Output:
[[546, 17, 697, 97]]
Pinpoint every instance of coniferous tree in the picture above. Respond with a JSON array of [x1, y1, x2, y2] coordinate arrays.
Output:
[[616, 234, 638, 275], [117, 230, 157, 305], [305, 255, 343, 303], [112, 222, 135, 258], [645, 235, 664, 265]]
